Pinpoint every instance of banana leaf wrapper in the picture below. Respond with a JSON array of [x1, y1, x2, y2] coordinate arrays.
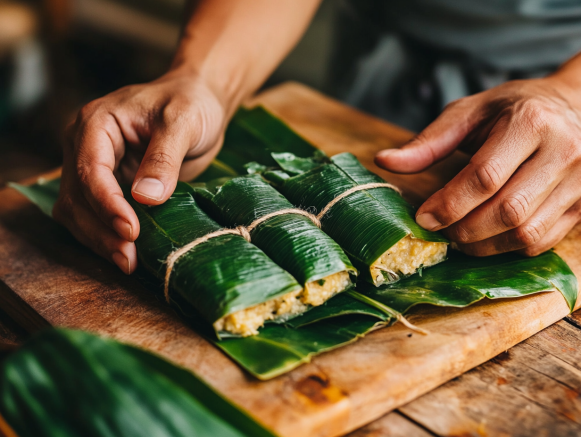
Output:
[[195, 106, 319, 182], [9, 179, 393, 378], [192, 174, 357, 320], [265, 152, 449, 285], [0, 328, 277, 437], [8, 104, 579, 379], [126, 182, 302, 338], [356, 249, 578, 313]]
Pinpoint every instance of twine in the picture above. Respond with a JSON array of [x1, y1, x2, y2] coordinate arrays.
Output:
[[163, 182, 400, 303], [316, 182, 401, 220], [163, 208, 320, 302]]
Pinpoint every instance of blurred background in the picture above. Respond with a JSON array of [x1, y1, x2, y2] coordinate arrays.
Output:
[[0, 0, 339, 186]]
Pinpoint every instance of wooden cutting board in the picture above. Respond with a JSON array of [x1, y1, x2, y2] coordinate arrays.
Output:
[[0, 82, 579, 437]]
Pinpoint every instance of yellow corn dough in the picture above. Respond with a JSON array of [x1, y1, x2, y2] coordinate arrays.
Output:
[[214, 271, 351, 337], [370, 235, 447, 286]]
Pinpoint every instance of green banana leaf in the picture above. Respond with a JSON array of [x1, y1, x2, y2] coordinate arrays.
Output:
[[195, 106, 320, 182], [8, 106, 578, 381], [125, 182, 301, 337], [8, 178, 60, 217], [10, 179, 388, 379], [264, 152, 448, 283], [192, 173, 356, 286], [0, 328, 277, 437], [216, 314, 387, 379], [357, 250, 578, 313]]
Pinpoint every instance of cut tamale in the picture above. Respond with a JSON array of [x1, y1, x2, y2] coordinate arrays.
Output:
[[192, 174, 356, 317], [127, 182, 302, 337], [265, 152, 449, 286]]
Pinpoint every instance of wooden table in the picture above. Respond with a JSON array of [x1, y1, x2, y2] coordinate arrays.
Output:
[[1, 83, 580, 437]]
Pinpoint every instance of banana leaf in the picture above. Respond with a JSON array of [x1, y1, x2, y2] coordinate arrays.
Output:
[[264, 152, 449, 285], [356, 249, 578, 313], [195, 106, 320, 182], [0, 328, 277, 437], [216, 313, 387, 379], [125, 182, 302, 338], [7, 106, 579, 381], [192, 173, 356, 287]]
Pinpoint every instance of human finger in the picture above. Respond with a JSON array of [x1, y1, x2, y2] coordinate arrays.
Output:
[[53, 193, 138, 273], [374, 97, 483, 174], [131, 110, 199, 204], [445, 148, 562, 243], [452, 179, 581, 256], [414, 114, 541, 232], [73, 106, 140, 242]]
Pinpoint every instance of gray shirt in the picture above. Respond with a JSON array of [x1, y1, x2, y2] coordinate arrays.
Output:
[[331, 0, 581, 130]]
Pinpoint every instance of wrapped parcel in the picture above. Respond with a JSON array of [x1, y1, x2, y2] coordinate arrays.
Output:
[[192, 174, 356, 320], [127, 182, 303, 337], [266, 152, 449, 285]]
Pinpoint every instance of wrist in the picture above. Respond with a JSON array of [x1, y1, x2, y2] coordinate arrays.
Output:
[[546, 54, 581, 103], [168, 42, 250, 119]]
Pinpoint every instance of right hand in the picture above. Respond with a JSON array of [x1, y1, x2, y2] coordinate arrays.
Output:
[[53, 71, 227, 274]]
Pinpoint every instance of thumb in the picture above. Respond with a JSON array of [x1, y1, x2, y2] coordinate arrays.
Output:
[[374, 99, 479, 174], [131, 128, 189, 205]]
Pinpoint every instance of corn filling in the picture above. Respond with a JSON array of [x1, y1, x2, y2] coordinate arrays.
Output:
[[370, 235, 447, 286], [214, 271, 351, 337]]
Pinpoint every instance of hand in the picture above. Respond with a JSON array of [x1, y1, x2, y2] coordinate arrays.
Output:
[[375, 76, 581, 256], [54, 71, 227, 273]]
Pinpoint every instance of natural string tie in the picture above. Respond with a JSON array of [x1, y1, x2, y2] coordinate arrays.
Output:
[[163, 208, 320, 302], [315, 182, 401, 220]]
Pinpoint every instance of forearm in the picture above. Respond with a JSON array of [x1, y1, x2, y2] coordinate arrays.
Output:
[[171, 0, 322, 117]]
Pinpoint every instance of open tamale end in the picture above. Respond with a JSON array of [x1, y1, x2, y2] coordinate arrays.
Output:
[[269, 152, 449, 285]]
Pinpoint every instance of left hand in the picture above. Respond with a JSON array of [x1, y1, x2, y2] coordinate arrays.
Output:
[[375, 75, 581, 256]]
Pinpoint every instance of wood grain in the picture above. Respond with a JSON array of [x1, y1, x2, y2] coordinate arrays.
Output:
[[398, 319, 581, 437], [345, 412, 434, 437], [0, 82, 579, 437]]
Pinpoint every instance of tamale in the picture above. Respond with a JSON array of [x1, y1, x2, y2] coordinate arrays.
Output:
[[192, 174, 356, 318], [127, 182, 302, 337], [265, 152, 449, 286]]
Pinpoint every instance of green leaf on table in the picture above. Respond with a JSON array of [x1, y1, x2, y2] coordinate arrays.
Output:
[[357, 250, 578, 313], [9, 178, 60, 217], [0, 328, 277, 437]]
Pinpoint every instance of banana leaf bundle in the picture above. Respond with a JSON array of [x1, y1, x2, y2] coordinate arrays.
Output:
[[264, 152, 449, 285], [126, 182, 305, 338], [8, 106, 579, 380], [0, 328, 276, 437], [192, 173, 356, 322]]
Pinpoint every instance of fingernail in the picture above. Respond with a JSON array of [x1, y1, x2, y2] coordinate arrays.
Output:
[[416, 213, 443, 231], [133, 178, 165, 201], [376, 149, 397, 159], [112, 252, 130, 275], [112, 217, 133, 241]]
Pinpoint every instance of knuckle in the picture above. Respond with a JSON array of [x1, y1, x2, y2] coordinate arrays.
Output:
[[560, 138, 581, 167], [161, 98, 192, 124], [519, 99, 549, 136], [143, 151, 177, 172], [500, 193, 531, 228], [76, 162, 92, 186], [514, 222, 545, 247], [453, 224, 473, 244], [471, 159, 503, 195], [78, 100, 102, 121], [520, 245, 544, 257], [439, 197, 463, 223]]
